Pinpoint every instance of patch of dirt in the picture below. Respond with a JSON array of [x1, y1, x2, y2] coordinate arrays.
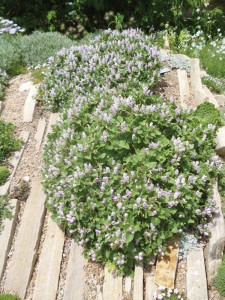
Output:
[[84, 262, 104, 300], [175, 259, 187, 296]]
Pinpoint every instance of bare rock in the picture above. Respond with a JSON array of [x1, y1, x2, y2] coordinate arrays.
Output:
[[216, 127, 225, 158]]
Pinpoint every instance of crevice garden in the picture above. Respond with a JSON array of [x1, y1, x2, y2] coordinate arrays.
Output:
[[0, 1, 225, 299]]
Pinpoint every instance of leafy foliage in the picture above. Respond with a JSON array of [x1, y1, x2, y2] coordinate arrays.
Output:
[[0, 194, 11, 233], [0, 166, 10, 185], [0, 119, 20, 162], [214, 253, 225, 296], [0, 68, 8, 99], [41, 29, 224, 275]]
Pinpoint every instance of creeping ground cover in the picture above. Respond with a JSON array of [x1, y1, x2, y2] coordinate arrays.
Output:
[[41, 29, 225, 274]]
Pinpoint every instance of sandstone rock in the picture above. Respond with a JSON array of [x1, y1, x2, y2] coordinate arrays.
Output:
[[155, 238, 179, 289], [23, 85, 38, 122], [145, 274, 157, 300], [177, 69, 190, 108], [19, 81, 33, 92], [202, 85, 219, 108], [190, 58, 204, 104]]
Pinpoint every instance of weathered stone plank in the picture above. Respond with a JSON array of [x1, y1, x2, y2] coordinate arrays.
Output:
[[124, 276, 132, 295], [145, 274, 157, 300], [19, 81, 33, 92], [34, 117, 46, 149], [4, 181, 46, 299], [102, 267, 122, 300], [0, 131, 30, 196], [155, 238, 179, 289], [43, 113, 60, 146], [133, 265, 143, 300], [177, 69, 190, 108], [205, 183, 225, 284], [32, 215, 64, 300], [216, 126, 225, 158], [0, 199, 19, 280], [63, 241, 86, 300], [190, 58, 204, 104], [23, 85, 38, 122], [187, 249, 208, 300], [203, 85, 219, 108]]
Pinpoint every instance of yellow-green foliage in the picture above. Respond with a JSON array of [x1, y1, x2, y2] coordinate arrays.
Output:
[[214, 253, 225, 296], [0, 294, 21, 300]]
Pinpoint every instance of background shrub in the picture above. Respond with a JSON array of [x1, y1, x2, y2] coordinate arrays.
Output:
[[0, 31, 74, 75], [0, 294, 21, 300]]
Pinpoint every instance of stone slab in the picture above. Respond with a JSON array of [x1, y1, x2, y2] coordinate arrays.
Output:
[[177, 69, 190, 108], [190, 58, 204, 104], [43, 113, 60, 146], [124, 276, 132, 294], [34, 117, 46, 149], [19, 81, 33, 92], [215, 95, 225, 108], [203, 85, 219, 108], [33, 215, 64, 300], [187, 249, 208, 300], [23, 85, 37, 122], [155, 238, 179, 289], [0, 131, 30, 196], [4, 181, 46, 299], [63, 241, 86, 300], [216, 126, 225, 158], [205, 183, 225, 284], [145, 274, 157, 300], [133, 265, 143, 300], [0, 199, 19, 280], [102, 267, 123, 300]]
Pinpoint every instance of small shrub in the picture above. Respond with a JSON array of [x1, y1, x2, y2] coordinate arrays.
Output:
[[0, 119, 21, 162], [43, 90, 224, 274], [0, 194, 11, 232], [0, 166, 10, 185], [0, 31, 75, 75], [214, 253, 225, 296]]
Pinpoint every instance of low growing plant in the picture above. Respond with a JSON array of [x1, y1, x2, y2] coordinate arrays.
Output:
[[0, 194, 11, 233], [153, 287, 185, 300], [0, 119, 21, 162], [42, 89, 224, 274], [0, 166, 10, 185], [214, 253, 225, 296]]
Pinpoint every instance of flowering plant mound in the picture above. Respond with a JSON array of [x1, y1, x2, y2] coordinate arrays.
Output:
[[39, 29, 161, 112], [0, 17, 25, 35], [153, 287, 185, 300], [42, 78, 224, 274]]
